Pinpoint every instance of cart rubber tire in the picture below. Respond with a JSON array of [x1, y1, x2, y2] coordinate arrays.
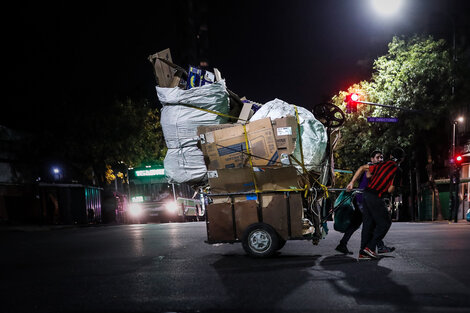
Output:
[[242, 223, 279, 258], [277, 237, 287, 250]]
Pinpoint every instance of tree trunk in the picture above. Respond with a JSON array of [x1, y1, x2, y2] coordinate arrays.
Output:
[[415, 159, 421, 221], [425, 145, 443, 220]]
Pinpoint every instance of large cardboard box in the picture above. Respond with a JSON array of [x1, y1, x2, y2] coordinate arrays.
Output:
[[201, 118, 279, 170], [148, 48, 175, 88], [197, 124, 235, 135], [208, 166, 299, 194], [272, 116, 298, 155]]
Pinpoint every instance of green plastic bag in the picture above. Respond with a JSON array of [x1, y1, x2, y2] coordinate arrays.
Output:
[[333, 191, 356, 233]]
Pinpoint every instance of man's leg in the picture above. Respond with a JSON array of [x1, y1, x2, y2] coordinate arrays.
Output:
[[360, 192, 375, 251], [336, 208, 362, 254], [340, 208, 362, 246], [367, 197, 392, 252]]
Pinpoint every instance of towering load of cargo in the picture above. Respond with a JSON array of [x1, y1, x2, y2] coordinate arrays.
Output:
[[149, 49, 230, 185], [149, 48, 337, 258], [157, 81, 230, 184]]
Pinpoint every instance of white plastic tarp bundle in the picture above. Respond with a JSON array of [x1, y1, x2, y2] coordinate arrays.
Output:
[[250, 98, 327, 172], [157, 80, 230, 184]]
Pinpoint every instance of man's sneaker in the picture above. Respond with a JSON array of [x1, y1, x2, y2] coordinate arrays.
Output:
[[335, 244, 353, 255], [358, 252, 372, 260], [363, 247, 379, 259], [377, 246, 396, 254]]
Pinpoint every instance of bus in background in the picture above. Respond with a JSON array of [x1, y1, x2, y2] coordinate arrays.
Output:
[[127, 164, 205, 223]]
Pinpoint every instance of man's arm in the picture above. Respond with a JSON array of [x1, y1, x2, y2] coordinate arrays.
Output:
[[346, 164, 369, 191], [388, 168, 402, 194]]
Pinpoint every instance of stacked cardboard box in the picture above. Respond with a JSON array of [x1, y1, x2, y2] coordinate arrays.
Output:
[[197, 115, 300, 194], [198, 116, 314, 242]]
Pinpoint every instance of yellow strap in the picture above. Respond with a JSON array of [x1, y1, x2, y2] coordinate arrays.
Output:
[[289, 154, 329, 199], [242, 124, 260, 193], [321, 184, 329, 199], [257, 188, 306, 192], [165, 102, 247, 122], [289, 154, 309, 175], [294, 105, 306, 174]]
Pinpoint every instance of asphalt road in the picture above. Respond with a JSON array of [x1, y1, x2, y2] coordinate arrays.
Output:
[[1, 221, 469, 313]]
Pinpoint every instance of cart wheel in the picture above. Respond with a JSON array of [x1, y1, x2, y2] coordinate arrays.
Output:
[[277, 237, 287, 250], [242, 223, 279, 258]]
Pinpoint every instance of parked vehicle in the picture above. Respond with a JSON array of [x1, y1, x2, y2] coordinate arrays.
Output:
[[127, 165, 203, 223]]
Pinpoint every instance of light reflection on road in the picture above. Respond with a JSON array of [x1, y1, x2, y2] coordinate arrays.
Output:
[[129, 225, 145, 256]]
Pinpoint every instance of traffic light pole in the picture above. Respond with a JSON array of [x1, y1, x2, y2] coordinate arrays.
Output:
[[355, 100, 420, 113]]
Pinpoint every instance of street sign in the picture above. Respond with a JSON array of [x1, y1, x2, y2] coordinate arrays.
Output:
[[367, 117, 399, 123]]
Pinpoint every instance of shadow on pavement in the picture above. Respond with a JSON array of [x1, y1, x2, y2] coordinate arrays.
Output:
[[319, 254, 470, 311], [211, 254, 320, 311], [320, 254, 418, 310]]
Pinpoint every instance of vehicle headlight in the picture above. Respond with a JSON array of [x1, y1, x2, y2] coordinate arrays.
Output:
[[165, 201, 178, 213], [129, 203, 143, 217]]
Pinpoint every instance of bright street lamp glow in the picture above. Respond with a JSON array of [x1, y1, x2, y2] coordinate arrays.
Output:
[[371, 0, 403, 17], [457, 116, 464, 123], [53, 168, 60, 174]]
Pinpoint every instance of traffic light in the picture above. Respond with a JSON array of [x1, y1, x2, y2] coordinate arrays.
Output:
[[345, 93, 359, 113], [450, 154, 469, 167]]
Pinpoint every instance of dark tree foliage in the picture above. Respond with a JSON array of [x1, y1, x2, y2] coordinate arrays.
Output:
[[333, 36, 455, 174], [28, 98, 166, 186]]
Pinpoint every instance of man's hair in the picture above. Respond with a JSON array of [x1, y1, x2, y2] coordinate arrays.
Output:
[[391, 147, 405, 160], [370, 150, 383, 158]]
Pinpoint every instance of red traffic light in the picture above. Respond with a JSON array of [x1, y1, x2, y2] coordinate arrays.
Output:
[[456, 155, 463, 163], [345, 93, 359, 113]]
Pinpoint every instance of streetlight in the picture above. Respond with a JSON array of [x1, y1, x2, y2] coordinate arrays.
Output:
[[370, 0, 404, 18], [452, 116, 464, 158], [450, 116, 464, 222], [52, 167, 62, 181]]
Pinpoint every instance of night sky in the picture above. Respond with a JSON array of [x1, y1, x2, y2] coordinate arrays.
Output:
[[3, 0, 470, 131]]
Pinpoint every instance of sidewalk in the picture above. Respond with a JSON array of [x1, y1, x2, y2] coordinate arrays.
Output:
[[0, 223, 116, 232]]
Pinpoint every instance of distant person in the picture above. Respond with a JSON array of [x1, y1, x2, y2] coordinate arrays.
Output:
[[337, 150, 393, 255], [358, 148, 405, 260]]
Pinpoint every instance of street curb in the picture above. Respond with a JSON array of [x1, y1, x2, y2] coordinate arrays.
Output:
[[0, 223, 118, 232]]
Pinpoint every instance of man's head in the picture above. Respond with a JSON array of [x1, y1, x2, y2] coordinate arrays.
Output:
[[370, 150, 384, 164], [390, 147, 405, 163]]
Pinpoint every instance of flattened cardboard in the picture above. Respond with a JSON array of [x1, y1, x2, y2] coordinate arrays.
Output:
[[202, 118, 279, 170], [261, 194, 289, 239], [197, 124, 235, 137], [148, 48, 175, 88], [208, 166, 299, 194], [288, 193, 303, 238], [234, 200, 258, 239], [261, 193, 303, 239], [206, 192, 303, 242], [237, 102, 254, 124], [256, 166, 299, 191], [207, 202, 235, 241], [272, 116, 298, 154]]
